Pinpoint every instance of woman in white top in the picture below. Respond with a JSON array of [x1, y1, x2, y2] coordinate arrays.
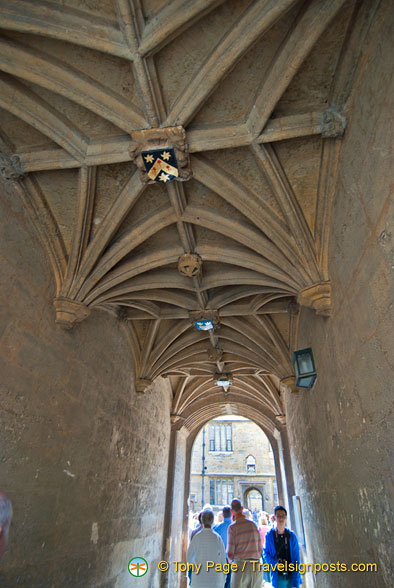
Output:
[[186, 509, 226, 588]]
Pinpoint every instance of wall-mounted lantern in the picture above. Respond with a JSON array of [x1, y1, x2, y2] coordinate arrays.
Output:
[[292, 347, 317, 388]]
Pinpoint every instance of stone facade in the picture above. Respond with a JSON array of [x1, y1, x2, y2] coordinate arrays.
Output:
[[190, 418, 276, 514]]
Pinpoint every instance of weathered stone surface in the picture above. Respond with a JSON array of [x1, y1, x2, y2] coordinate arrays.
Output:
[[0, 180, 171, 587], [286, 9, 394, 587]]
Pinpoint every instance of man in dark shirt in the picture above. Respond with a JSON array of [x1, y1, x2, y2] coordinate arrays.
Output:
[[274, 520, 291, 571]]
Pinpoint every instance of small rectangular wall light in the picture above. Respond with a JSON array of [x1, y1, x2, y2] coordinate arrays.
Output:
[[292, 347, 317, 388]]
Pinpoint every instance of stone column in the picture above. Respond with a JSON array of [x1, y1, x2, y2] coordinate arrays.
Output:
[[160, 423, 190, 588], [273, 425, 296, 529]]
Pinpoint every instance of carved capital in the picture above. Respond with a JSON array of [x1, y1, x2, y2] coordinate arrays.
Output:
[[53, 297, 90, 329], [170, 414, 185, 426], [320, 108, 346, 138], [0, 153, 24, 180], [135, 378, 152, 395], [280, 376, 299, 395], [297, 281, 331, 316], [129, 126, 192, 183], [275, 414, 287, 426]]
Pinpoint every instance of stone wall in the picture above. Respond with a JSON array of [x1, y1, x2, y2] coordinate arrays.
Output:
[[286, 5, 394, 587], [0, 177, 171, 587]]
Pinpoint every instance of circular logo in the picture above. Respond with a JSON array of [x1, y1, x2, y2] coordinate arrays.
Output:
[[128, 557, 148, 577]]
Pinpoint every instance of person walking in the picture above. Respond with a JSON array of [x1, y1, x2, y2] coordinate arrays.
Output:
[[264, 505, 302, 588], [227, 499, 262, 587], [190, 511, 203, 541], [187, 508, 226, 588], [214, 505, 233, 588]]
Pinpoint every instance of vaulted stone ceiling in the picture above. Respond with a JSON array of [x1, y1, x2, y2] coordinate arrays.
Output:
[[0, 0, 362, 428]]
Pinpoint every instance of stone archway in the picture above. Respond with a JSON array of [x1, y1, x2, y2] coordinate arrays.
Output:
[[160, 397, 295, 588], [244, 486, 264, 512]]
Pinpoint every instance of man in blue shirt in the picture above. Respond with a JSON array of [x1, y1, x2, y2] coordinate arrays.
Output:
[[264, 505, 302, 588], [213, 506, 232, 588]]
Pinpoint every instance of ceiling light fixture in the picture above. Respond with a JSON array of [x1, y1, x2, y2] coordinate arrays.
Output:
[[215, 374, 232, 393]]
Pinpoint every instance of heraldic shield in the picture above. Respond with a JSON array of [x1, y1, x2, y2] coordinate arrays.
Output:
[[141, 147, 179, 183]]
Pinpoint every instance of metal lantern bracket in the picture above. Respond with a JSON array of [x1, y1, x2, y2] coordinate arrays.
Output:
[[292, 347, 317, 389]]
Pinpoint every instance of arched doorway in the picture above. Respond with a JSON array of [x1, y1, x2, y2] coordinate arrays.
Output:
[[245, 487, 264, 512], [162, 401, 296, 588]]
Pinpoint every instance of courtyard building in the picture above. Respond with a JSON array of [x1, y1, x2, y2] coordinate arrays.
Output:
[[190, 416, 277, 514]]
